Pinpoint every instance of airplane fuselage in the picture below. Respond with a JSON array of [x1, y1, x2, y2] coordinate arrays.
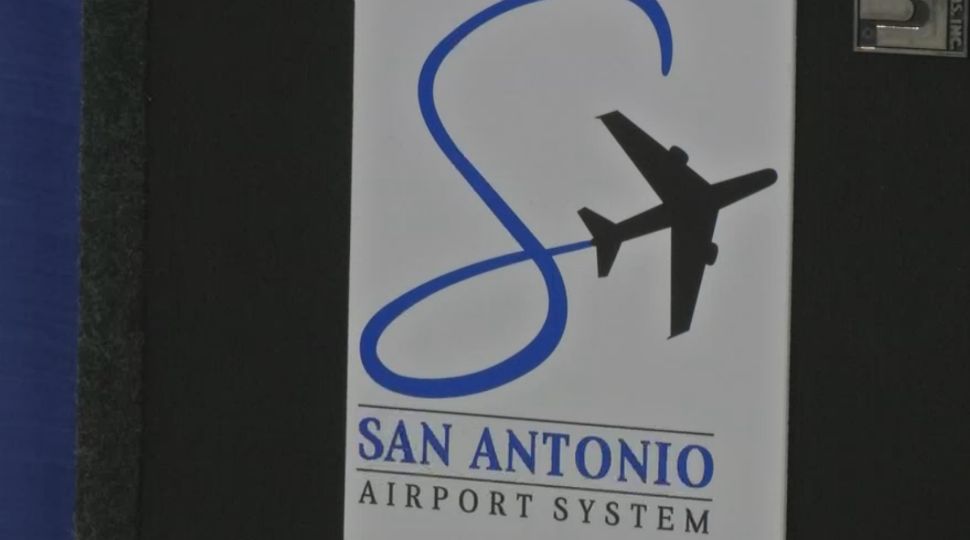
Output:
[[579, 111, 777, 336]]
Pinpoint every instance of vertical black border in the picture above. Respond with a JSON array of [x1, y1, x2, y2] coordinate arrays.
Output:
[[141, 1, 353, 538]]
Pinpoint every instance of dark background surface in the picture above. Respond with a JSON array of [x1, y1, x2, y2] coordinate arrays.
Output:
[[138, 1, 968, 539], [788, 2, 969, 539]]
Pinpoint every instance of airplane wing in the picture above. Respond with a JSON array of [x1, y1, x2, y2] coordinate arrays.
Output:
[[712, 169, 778, 210], [598, 111, 707, 203], [669, 216, 718, 338]]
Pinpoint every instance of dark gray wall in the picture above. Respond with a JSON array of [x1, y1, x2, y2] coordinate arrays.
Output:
[[126, 1, 969, 539]]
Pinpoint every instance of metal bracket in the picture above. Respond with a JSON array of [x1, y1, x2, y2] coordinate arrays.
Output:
[[855, 0, 968, 57]]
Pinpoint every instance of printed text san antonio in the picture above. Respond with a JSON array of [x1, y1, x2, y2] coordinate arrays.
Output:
[[354, 414, 714, 534]]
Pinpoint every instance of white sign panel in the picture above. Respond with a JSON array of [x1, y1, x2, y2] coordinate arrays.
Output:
[[346, 0, 794, 538]]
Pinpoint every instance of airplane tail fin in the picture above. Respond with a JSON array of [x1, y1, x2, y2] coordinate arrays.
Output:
[[579, 208, 622, 277]]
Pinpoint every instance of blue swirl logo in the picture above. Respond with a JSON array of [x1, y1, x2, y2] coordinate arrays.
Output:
[[360, 0, 674, 398]]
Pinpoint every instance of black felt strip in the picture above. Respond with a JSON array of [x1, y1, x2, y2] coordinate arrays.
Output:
[[76, 1, 149, 539]]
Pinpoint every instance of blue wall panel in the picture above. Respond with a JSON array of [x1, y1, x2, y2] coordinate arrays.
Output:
[[0, 1, 82, 538]]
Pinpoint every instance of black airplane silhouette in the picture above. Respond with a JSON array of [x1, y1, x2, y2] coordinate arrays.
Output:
[[579, 111, 777, 338]]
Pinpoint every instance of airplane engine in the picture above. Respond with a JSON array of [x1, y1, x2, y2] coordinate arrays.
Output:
[[707, 242, 719, 265], [669, 146, 689, 165]]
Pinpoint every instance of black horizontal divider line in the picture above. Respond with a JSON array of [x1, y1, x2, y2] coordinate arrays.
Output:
[[358, 403, 715, 438], [356, 468, 714, 503]]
